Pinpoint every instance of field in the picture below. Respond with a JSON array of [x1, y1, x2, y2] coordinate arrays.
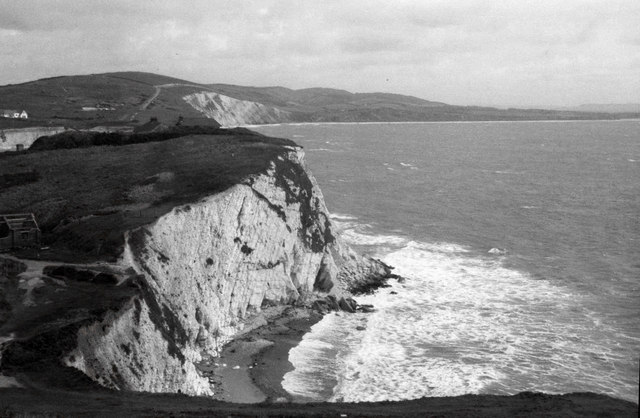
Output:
[[0, 72, 206, 129]]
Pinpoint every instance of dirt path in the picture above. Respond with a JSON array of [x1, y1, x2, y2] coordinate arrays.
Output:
[[141, 83, 214, 110], [130, 83, 215, 121], [140, 86, 162, 110]]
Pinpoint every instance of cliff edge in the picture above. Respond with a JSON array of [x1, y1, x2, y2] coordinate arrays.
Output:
[[0, 132, 390, 395]]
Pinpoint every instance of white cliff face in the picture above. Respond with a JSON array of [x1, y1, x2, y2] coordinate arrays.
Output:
[[0, 127, 66, 152], [183, 92, 290, 127], [65, 298, 212, 395], [64, 148, 388, 396]]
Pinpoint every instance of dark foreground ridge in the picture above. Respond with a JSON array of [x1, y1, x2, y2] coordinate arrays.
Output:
[[1, 387, 636, 417]]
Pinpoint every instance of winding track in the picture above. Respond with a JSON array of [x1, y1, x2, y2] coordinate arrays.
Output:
[[131, 83, 215, 121]]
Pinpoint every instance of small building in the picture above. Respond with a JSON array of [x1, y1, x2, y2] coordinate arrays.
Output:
[[1, 110, 28, 119], [0, 213, 41, 251]]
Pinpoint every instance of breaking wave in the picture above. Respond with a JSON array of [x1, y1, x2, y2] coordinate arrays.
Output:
[[283, 216, 638, 403]]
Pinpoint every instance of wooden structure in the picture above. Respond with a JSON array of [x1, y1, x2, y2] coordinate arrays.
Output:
[[0, 213, 41, 251]]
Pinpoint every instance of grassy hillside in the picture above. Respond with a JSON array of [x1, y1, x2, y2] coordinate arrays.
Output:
[[0, 72, 207, 129], [1, 387, 636, 417], [207, 83, 634, 122], [0, 74, 154, 123], [0, 132, 295, 262], [2, 71, 636, 129], [207, 83, 446, 110]]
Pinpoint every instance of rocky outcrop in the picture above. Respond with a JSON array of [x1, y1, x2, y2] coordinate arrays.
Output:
[[183, 92, 290, 127], [0, 127, 66, 152], [60, 147, 390, 396]]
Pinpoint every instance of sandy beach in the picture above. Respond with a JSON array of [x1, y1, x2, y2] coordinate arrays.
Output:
[[204, 307, 322, 403]]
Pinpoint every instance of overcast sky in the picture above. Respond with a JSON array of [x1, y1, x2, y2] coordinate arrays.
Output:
[[1, 0, 638, 107]]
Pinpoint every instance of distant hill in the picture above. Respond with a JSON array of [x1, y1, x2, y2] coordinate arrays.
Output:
[[1, 71, 638, 129], [558, 104, 640, 113]]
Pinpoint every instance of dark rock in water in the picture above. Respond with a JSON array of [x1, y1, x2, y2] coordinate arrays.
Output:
[[347, 260, 395, 295], [338, 297, 357, 313], [314, 296, 359, 313], [390, 291, 397, 295], [311, 299, 330, 314], [325, 295, 341, 311], [358, 304, 376, 313]]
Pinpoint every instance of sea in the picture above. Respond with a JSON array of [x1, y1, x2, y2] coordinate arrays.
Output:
[[251, 120, 640, 403]]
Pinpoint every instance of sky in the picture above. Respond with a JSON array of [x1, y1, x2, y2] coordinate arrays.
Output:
[[0, 0, 639, 107]]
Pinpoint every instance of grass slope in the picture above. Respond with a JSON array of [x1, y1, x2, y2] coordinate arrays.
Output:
[[0, 72, 206, 129], [0, 388, 636, 417], [0, 132, 295, 262], [3, 71, 636, 130]]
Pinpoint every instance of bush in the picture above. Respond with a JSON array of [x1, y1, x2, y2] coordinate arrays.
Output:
[[29, 126, 225, 151], [28, 125, 293, 152]]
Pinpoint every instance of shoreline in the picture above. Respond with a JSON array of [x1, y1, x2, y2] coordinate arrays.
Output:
[[206, 307, 322, 403], [249, 314, 323, 402], [242, 118, 640, 128]]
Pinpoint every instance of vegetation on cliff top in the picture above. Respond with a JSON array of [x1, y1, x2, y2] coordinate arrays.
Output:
[[0, 132, 296, 262], [27, 125, 257, 151]]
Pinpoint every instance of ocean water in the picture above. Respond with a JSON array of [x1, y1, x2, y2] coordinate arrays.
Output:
[[252, 121, 640, 403]]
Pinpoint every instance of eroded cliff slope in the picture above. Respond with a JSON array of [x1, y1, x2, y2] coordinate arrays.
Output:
[[183, 92, 291, 127], [0, 136, 390, 396]]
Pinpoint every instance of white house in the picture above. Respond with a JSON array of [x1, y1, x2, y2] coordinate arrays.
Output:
[[1, 110, 28, 119]]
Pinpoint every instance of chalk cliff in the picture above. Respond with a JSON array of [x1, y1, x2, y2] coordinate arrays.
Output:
[[183, 92, 290, 127], [48, 147, 389, 395]]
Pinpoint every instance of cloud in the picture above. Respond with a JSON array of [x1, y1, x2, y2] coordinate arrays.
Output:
[[339, 34, 406, 54], [0, 0, 638, 106]]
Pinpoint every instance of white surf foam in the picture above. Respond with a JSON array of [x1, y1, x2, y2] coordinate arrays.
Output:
[[283, 227, 636, 402], [399, 162, 419, 170], [488, 247, 507, 255], [493, 170, 523, 175], [329, 213, 408, 249], [283, 313, 365, 401], [340, 229, 408, 247], [330, 213, 358, 221]]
